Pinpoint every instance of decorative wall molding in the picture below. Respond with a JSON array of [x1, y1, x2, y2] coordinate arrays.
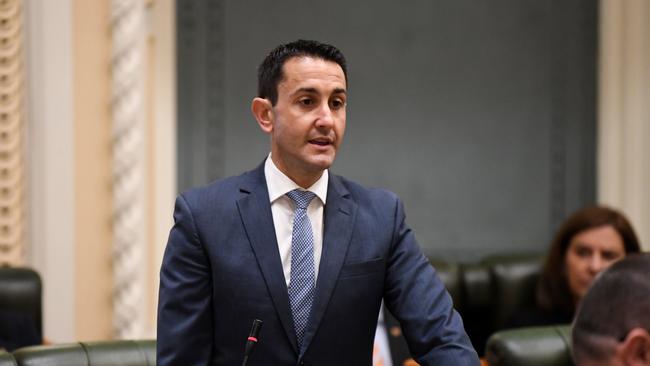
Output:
[[548, 1, 598, 233], [598, 0, 650, 248], [176, 0, 224, 192], [204, 0, 225, 184], [110, 0, 148, 339], [0, 0, 24, 266]]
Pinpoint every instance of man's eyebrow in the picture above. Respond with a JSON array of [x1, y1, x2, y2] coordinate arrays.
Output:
[[291, 87, 347, 96], [292, 87, 318, 95]]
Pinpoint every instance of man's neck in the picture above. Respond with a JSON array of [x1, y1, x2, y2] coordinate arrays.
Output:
[[270, 156, 324, 189]]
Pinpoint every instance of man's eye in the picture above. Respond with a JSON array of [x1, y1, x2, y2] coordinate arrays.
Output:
[[299, 98, 314, 106], [330, 99, 345, 109]]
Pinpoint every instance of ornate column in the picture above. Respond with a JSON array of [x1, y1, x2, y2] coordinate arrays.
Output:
[[0, 0, 24, 266], [110, 0, 148, 338]]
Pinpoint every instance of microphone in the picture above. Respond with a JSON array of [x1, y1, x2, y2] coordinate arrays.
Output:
[[241, 319, 263, 366]]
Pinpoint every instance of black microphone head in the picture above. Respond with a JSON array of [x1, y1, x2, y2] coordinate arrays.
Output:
[[249, 319, 263, 338]]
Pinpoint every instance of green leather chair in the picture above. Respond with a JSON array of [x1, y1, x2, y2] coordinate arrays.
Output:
[[485, 325, 574, 366], [384, 254, 544, 360], [0, 351, 17, 366], [0, 267, 42, 335], [12, 340, 155, 366], [428, 254, 543, 355]]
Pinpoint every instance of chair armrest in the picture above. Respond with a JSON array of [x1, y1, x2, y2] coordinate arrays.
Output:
[[485, 325, 573, 366]]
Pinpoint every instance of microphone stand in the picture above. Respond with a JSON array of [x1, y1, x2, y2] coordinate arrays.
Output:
[[242, 319, 263, 366]]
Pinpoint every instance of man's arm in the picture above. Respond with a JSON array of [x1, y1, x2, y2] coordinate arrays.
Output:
[[157, 194, 213, 366], [383, 198, 480, 366]]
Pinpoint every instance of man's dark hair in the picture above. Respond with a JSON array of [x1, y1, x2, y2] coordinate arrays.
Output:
[[572, 253, 650, 362], [257, 39, 347, 105]]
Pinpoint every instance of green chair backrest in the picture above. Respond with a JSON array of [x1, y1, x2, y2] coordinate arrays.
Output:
[[12, 340, 156, 366], [0, 267, 42, 336], [0, 350, 17, 366], [429, 253, 544, 355]]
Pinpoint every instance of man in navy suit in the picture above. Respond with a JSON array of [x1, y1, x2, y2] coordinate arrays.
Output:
[[157, 39, 479, 365]]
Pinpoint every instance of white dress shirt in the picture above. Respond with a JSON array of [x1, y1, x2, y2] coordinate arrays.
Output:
[[373, 303, 394, 366], [264, 154, 328, 286]]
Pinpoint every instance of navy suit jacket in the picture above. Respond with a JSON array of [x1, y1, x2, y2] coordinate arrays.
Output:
[[157, 162, 479, 365]]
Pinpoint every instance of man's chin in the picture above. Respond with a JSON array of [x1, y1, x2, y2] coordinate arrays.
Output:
[[307, 155, 335, 171]]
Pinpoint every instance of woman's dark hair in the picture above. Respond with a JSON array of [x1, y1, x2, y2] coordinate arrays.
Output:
[[537, 205, 641, 317], [257, 39, 347, 106]]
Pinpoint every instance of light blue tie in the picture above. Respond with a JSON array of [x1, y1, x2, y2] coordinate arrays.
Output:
[[286, 189, 317, 349]]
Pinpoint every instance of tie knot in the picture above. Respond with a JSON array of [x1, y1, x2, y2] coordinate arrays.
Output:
[[286, 189, 316, 209]]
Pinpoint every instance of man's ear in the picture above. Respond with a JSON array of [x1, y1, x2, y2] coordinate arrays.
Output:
[[251, 97, 274, 133], [620, 328, 650, 366]]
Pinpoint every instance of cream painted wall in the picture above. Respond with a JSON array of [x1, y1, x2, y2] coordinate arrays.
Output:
[[147, 0, 177, 336], [26, 0, 175, 341], [70, 0, 175, 339], [72, 0, 114, 340], [598, 0, 650, 249], [25, 0, 76, 343]]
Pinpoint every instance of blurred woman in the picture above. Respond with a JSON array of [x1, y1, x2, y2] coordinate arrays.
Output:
[[511, 205, 641, 327]]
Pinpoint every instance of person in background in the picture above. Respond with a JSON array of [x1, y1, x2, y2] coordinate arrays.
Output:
[[572, 253, 650, 366], [510, 205, 641, 327]]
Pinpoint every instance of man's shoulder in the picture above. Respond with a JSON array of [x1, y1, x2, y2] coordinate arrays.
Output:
[[180, 167, 262, 206], [331, 173, 399, 204]]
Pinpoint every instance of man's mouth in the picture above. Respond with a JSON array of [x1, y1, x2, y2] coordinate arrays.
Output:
[[309, 139, 331, 146]]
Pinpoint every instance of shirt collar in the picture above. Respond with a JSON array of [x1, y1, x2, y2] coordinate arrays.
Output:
[[264, 153, 328, 205]]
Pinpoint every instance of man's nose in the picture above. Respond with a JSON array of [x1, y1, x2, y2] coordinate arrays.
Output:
[[315, 103, 334, 127]]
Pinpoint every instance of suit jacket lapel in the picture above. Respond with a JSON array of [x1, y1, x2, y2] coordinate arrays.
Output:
[[236, 164, 299, 354], [301, 174, 357, 352]]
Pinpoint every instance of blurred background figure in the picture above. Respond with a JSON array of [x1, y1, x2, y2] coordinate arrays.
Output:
[[509, 205, 641, 328], [572, 253, 650, 366]]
